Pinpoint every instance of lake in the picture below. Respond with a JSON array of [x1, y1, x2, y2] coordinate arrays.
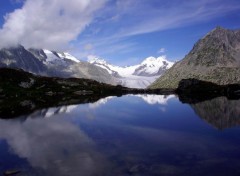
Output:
[[0, 94, 240, 176]]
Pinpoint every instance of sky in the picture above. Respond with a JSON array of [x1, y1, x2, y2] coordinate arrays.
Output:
[[0, 0, 240, 66]]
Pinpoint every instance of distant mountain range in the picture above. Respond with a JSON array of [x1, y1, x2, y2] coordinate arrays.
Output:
[[89, 56, 174, 88], [0, 45, 116, 85], [0, 45, 174, 88], [1, 27, 238, 90], [149, 27, 240, 89]]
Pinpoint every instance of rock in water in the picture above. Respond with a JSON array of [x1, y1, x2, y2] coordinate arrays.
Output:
[[4, 170, 21, 176], [149, 27, 240, 89]]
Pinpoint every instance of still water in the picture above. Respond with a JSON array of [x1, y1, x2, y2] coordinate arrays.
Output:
[[0, 94, 240, 176]]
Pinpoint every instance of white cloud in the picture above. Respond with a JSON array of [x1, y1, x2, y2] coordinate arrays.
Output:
[[87, 54, 98, 61], [70, 0, 240, 63], [70, 37, 138, 63], [0, 0, 107, 49], [84, 43, 93, 50], [158, 48, 166, 54]]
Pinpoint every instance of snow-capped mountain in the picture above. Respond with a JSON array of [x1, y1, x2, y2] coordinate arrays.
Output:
[[0, 45, 173, 88], [88, 56, 174, 88], [28, 48, 81, 66], [0, 45, 116, 85], [43, 49, 80, 64], [88, 57, 136, 77], [133, 56, 174, 76]]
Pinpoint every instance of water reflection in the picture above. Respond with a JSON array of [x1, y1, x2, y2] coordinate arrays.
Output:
[[22, 105, 78, 119], [9, 94, 240, 129], [88, 94, 175, 108], [0, 118, 108, 176], [134, 94, 175, 105], [0, 94, 240, 175], [190, 96, 240, 129], [88, 96, 116, 109]]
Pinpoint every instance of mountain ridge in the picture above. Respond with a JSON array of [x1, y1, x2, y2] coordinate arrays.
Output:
[[0, 45, 117, 85], [0, 45, 174, 88], [149, 27, 240, 89], [88, 56, 174, 77]]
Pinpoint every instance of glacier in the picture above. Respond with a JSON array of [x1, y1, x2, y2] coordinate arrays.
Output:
[[88, 56, 174, 88]]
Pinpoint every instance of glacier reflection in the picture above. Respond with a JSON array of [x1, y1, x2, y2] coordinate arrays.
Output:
[[20, 94, 175, 119], [134, 94, 175, 105], [88, 94, 175, 109]]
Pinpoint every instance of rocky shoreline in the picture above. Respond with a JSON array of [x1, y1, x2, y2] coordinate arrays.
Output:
[[1, 68, 240, 119]]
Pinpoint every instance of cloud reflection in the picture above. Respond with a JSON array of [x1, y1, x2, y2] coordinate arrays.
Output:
[[0, 118, 108, 176]]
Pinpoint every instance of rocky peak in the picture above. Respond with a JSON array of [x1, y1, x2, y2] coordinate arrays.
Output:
[[186, 27, 240, 67], [0, 45, 47, 74], [149, 27, 240, 89]]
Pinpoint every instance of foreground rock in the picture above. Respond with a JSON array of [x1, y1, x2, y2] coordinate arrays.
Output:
[[176, 79, 240, 103], [4, 170, 20, 176]]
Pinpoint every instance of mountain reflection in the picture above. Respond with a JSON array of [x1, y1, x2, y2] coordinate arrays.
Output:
[[190, 96, 240, 130], [0, 118, 109, 176], [20, 95, 175, 119], [17, 95, 240, 130]]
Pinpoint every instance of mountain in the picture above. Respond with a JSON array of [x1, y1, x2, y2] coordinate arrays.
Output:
[[149, 27, 240, 89], [0, 45, 116, 85], [0, 45, 47, 74], [0, 45, 174, 88], [88, 56, 174, 88]]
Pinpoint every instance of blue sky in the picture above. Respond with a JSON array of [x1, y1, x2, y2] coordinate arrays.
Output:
[[0, 0, 240, 65]]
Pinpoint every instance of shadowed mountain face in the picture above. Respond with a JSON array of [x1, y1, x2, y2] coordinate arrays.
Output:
[[149, 27, 240, 89], [190, 97, 240, 130], [0, 45, 47, 74], [0, 45, 116, 85]]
